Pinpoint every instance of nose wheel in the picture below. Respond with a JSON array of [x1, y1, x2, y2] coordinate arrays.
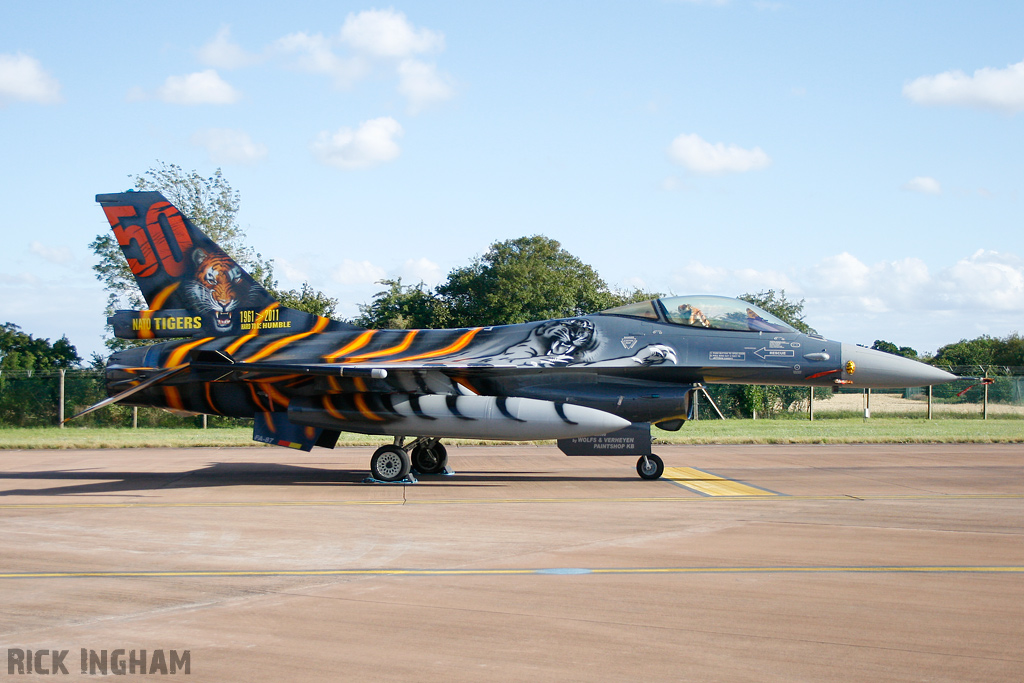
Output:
[[636, 454, 664, 480]]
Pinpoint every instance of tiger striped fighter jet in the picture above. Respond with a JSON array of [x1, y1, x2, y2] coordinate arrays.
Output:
[[73, 190, 957, 481]]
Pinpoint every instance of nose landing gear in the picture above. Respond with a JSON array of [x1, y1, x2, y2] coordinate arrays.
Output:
[[636, 453, 665, 480]]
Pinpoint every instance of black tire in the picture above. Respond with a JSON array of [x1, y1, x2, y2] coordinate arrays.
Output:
[[411, 442, 448, 474], [636, 454, 664, 480], [370, 446, 412, 482]]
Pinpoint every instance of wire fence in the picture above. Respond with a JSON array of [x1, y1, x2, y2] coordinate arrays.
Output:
[[1, 366, 1021, 428]]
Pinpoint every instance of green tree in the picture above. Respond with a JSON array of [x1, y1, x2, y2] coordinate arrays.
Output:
[[356, 279, 441, 329], [871, 340, 919, 360], [0, 323, 84, 426], [933, 336, 997, 369], [0, 323, 81, 372], [274, 282, 338, 319], [992, 332, 1024, 367], [435, 235, 644, 328]]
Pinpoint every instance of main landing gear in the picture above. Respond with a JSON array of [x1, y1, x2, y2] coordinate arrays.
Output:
[[369, 437, 449, 482], [636, 453, 665, 480]]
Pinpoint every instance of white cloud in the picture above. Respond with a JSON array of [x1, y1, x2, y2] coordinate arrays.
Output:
[[274, 31, 368, 87], [938, 250, 1024, 311], [332, 259, 388, 285], [903, 59, 1024, 113], [0, 53, 61, 105], [274, 16, 452, 111], [190, 128, 268, 164], [397, 59, 454, 112], [668, 133, 771, 174], [902, 176, 941, 195], [274, 257, 308, 284], [672, 250, 1024, 317], [29, 241, 73, 265], [398, 257, 443, 286], [156, 69, 241, 105], [311, 117, 403, 169], [672, 261, 795, 294], [197, 26, 262, 69], [339, 9, 444, 58], [662, 250, 1023, 351]]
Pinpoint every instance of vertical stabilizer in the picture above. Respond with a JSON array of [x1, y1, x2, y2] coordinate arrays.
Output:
[[97, 190, 353, 337]]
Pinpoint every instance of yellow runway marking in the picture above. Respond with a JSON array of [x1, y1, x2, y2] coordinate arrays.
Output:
[[0, 493, 1022, 511], [664, 467, 779, 496], [0, 566, 1021, 580]]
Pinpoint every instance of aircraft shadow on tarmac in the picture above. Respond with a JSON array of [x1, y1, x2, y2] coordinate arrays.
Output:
[[0, 462, 634, 497]]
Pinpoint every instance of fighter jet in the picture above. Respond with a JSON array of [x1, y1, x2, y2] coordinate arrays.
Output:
[[72, 190, 957, 481]]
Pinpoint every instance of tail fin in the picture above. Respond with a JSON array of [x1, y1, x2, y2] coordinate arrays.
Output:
[[97, 190, 347, 337]]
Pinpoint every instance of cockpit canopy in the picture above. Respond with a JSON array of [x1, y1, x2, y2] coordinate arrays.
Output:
[[600, 295, 796, 333]]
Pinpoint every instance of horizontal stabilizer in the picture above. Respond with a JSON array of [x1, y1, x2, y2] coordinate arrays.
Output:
[[61, 365, 190, 423]]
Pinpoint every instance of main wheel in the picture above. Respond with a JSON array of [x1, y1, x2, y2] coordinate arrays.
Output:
[[370, 445, 412, 482], [411, 442, 448, 474], [636, 454, 664, 480]]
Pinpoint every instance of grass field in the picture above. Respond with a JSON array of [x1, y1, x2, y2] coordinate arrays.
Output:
[[2, 416, 1020, 450]]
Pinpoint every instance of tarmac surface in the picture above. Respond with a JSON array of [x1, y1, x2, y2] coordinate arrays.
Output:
[[1, 443, 1022, 682]]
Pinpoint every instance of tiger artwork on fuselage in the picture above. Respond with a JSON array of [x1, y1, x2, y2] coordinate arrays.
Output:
[[488, 319, 600, 367], [184, 248, 251, 332]]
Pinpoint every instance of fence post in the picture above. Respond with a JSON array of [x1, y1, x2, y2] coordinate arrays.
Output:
[[58, 368, 66, 428], [133, 406, 138, 429], [864, 388, 871, 419], [983, 381, 989, 420], [927, 385, 933, 420], [808, 386, 814, 421]]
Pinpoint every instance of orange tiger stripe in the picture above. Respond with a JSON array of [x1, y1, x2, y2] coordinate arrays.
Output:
[[384, 328, 482, 363], [163, 386, 185, 411], [344, 330, 418, 362], [137, 283, 181, 340], [322, 395, 347, 421], [203, 382, 223, 415], [260, 382, 289, 407], [243, 316, 330, 363], [323, 330, 376, 362], [151, 282, 179, 310], [247, 384, 271, 420], [353, 394, 384, 422], [165, 336, 214, 368], [225, 303, 280, 355]]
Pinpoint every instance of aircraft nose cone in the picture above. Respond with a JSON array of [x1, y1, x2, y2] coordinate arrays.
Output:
[[841, 344, 958, 388]]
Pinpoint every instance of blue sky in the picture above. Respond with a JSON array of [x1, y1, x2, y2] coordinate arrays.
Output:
[[1, 0, 1022, 361]]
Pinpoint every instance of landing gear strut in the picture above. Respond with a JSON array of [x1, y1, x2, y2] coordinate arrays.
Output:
[[411, 439, 448, 474], [636, 453, 664, 480]]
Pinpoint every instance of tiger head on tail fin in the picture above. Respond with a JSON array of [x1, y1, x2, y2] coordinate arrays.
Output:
[[184, 247, 254, 331]]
